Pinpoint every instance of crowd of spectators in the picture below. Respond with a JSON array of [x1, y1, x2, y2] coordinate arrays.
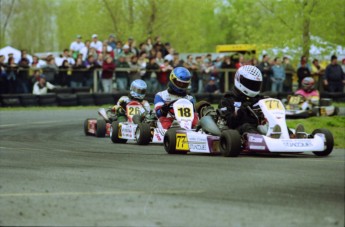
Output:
[[0, 33, 344, 95]]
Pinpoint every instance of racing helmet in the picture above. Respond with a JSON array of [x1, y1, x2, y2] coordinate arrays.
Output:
[[168, 67, 192, 95], [301, 77, 315, 92], [129, 79, 147, 100], [234, 65, 262, 97]]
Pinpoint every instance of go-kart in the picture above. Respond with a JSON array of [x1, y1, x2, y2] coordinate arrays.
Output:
[[164, 98, 334, 158], [110, 98, 196, 145], [284, 95, 339, 119], [84, 107, 117, 137]]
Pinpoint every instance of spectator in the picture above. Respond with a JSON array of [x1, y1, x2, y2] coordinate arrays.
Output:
[[271, 57, 285, 93], [184, 55, 198, 93], [143, 56, 160, 93], [155, 50, 164, 66], [17, 49, 31, 65], [130, 40, 140, 57], [0, 55, 7, 94], [205, 76, 219, 94], [128, 55, 141, 84], [235, 54, 244, 69], [148, 48, 157, 59], [101, 56, 116, 93], [164, 47, 174, 63], [84, 55, 101, 90], [113, 41, 123, 60], [138, 51, 148, 78], [172, 52, 183, 68], [157, 59, 173, 91], [323, 55, 345, 92], [5, 56, 18, 94], [107, 34, 117, 50], [61, 49, 75, 66], [311, 59, 325, 91], [282, 56, 295, 92], [341, 58, 345, 73], [144, 37, 153, 54], [30, 69, 41, 90], [122, 44, 133, 58], [41, 56, 58, 83], [70, 58, 86, 88], [31, 55, 45, 69], [57, 60, 71, 87], [115, 55, 130, 92], [195, 55, 207, 93], [220, 55, 233, 93], [298, 55, 312, 71], [90, 34, 103, 53], [258, 54, 272, 92], [70, 35, 85, 60], [80, 40, 90, 62], [102, 40, 114, 59], [17, 57, 30, 93], [32, 74, 55, 95], [297, 58, 311, 89]]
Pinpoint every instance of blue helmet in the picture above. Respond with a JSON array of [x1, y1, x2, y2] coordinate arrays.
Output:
[[130, 79, 147, 100], [168, 67, 191, 95]]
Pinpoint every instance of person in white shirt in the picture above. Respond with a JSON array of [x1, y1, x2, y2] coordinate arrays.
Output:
[[90, 34, 103, 53], [61, 49, 75, 66], [32, 74, 55, 95], [70, 35, 85, 59]]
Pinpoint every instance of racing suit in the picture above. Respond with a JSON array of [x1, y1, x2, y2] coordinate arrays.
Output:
[[218, 88, 264, 135], [113, 96, 150, 122], [154, 88, 199, 129]]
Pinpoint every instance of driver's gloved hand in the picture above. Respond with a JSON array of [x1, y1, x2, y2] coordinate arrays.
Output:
[[161, 104, 170, 115]]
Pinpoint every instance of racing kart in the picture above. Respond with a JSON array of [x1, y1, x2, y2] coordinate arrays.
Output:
[[110, 98, 196, 145], [284, 95, 339, 119], [164, 98, 334, 158], [84, 107, 117, 137]]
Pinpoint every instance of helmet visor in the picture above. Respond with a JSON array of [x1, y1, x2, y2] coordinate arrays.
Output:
[[131, 86, 146, 95], [171, 77, 189, 89], [240, 75, 261, 92]]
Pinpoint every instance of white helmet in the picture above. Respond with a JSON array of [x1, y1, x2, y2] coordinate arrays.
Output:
[[234, 65, 262, 97], [130, 79, 147, 100]]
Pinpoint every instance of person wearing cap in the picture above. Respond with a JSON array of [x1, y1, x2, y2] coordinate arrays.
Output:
[[107, 34, 116, 50], [204, 76, 219, 94], [32, 74, 56, 95], [90, 34, 103, 53], [323, 55, 345, 92], [70, 35, 85, 60]]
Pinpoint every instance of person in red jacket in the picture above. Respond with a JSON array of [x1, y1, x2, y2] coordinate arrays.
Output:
[[101, 56, 116, 93]]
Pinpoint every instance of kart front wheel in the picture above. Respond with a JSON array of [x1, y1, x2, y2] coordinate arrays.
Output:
[[96, 119, 106, 137], [164, 128, 187, 154], [83, 118, 94, 136], [110, 121, 127, 143], [136, 123, 151, 145], [312, 128, 334, 156], [220, 129, 241, 157]]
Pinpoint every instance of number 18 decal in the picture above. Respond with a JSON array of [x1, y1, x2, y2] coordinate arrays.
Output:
[[177, 107, 192, 118]]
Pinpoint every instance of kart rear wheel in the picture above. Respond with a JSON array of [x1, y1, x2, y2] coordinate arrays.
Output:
[[83, 118, 94, 136], [312, 128, 334, 156], [110, 121, 127, 143], [220, 129, 241, 157], [136, 123, 151, 145], [96, 119, 106, 137], [164, 128, 187, 154], [332, 106, 339, 116]]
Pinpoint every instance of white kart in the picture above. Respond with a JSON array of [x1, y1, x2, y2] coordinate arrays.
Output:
[[111, 98, 196, 145]]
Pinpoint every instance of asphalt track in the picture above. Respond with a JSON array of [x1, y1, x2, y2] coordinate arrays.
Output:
[[0, 109, 344, 227]]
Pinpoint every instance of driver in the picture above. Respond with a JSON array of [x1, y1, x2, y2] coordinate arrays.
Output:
[[219, 65, 282, 137], [112, 79, 150, 122], [294, 77, 320, 105], [154, 67, 199, 129]]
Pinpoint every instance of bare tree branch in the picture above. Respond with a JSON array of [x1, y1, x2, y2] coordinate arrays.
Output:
[[102, 0, 119, 36], [258, 0, 295, 32], [1, 0, 16, 44]]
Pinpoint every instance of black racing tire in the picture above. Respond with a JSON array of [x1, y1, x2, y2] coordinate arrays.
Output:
[[332, 106, 339, 116], [110, 121, 127, 143], [96, 119, 106, 137], [135, 123, 151, 145], [132, 114, 142, 124], [83, 118, 94, 136], [164, 128, 187, 154], [220, 129, 241, 157], [312, 128, 334, 156]]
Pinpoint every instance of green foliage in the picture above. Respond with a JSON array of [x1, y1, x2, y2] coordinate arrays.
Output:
[[0, 0, 343, 57]]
